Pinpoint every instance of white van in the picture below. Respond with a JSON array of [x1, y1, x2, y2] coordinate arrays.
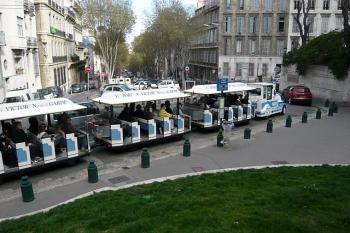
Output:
[[2, 89, 35, 103]]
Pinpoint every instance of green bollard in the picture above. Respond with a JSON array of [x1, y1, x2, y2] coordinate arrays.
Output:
[[88, 160, 98, 183], [328, 106, 333, 116], [183, 138, 191, 157], [333, 103, 338, 113], [141, 148, 150, 168], [285, 115, 292, 128], [244, 128, 251, 139], [266, 120, 273, 133], [316, 108, 322, 119], [325, 99, 330, 107], [217, 129, 224, 147], [302, 112, 308, 123], [20, 176, 35, 202]]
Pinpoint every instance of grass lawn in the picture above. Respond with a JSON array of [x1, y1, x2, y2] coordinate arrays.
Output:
[[1, 166, 350, 233]]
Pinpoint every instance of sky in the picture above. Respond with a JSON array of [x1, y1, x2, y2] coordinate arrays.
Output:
[[127, 0, 197, 45]]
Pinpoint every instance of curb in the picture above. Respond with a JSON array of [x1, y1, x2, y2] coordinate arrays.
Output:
[[0, 163, 348, 222]]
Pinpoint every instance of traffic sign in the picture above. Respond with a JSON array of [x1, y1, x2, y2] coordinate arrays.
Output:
[[217, 77, 228, 92], [85, 66, 91, 73]]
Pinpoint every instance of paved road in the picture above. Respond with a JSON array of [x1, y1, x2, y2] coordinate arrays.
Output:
[[0, 103, 320, 204], [0, 105, 348, 220]]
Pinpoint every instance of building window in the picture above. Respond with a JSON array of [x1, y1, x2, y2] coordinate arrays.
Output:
[[263, 16, 272, 33], [335, 16, 343, 30], [250, 39, 256, 55], [236, 63, 242, 76], [54, 68, 58, 86], [261, 39, 271, 56], [33, 50, 40, 77], [277, 39, 285, 56], [236, 39, 242, 55], [237, 16, 244, 33], [249, 16, 257, 33], [239, 0, 244, 10], [309, 0, 315, 10], [264, 0, 272, 11], [278, 17, 285, 32], [292, 17, 299, 33], [262, 64, 268, 76], [225, 0, 231, 8], [13, 50, 24, 75], [307, 15, 315, 33], [64, 67, 66, 84], [0, 13, 3, 31], [321, 16, 329, 33], [294, 0, 301, 10], [224, 16, 231, 33], [279, 0, 287, 11], [323, 0, 330, 10], [291, 38, 299, 49], [224, 37, 231, 55], [17, 17, 24, 37], [249, 63, 254, 76], [251, 0, 259, 11], [223, 62, 229, 76], [338, 0, 342, 10]]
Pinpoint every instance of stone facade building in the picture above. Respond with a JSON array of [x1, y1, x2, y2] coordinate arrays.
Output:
[[0, 0, 41, 102], [190, 0, 290, 83]]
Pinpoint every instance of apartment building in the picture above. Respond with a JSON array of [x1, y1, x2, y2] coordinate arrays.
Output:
[[287, 0, 345, 50], [190, 0, 290, 83], [34, 0, 85, 93], [0, 0, 41, 102]]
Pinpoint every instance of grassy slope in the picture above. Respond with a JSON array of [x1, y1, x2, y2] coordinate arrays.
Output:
[[0, 166, 350, 233]]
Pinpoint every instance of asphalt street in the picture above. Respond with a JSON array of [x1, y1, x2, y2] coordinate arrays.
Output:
[[0, 98, 320, 203]]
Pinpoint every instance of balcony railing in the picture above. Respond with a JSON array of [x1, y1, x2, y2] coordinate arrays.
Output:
[[26, 37, 37, 47], [51, 26, 66, 37], [67, 7, 76, 19], [0, 31, 5, 46], [75, 24, 83, 32], [67, 33, 74, 40], [52, 56, 67, 63]]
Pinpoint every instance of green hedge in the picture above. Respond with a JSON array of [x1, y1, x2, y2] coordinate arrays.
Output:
[[283, 31, 350, 79]]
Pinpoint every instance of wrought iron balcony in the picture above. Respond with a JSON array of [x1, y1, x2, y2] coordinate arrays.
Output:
[[52, 56, 67, 63], [26, 37, 37, 47]]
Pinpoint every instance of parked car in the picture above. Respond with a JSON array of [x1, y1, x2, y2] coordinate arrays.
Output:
[[2, 89, 34, 103], [281, 85, 313, 106], [150, 79, 160, 88], [38, 86, 63, 98], [100, 84, 131, 95], [157, 80, 180, 89], [71, 83, 84, 93], [129, 80, 150, 90]]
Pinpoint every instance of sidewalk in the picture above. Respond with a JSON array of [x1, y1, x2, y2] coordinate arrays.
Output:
[[0, 107, 349, 220]]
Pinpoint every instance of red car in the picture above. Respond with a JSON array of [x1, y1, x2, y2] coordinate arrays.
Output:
[[281, 85, 313, 106]]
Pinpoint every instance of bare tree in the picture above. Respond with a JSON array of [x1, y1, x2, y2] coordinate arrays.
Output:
[[341, 0, 350, 49], [82, 0, 135, 80], [293, 0, 312, 46]]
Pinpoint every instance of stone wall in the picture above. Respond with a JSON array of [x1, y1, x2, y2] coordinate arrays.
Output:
[[281, 65, 350, 104]]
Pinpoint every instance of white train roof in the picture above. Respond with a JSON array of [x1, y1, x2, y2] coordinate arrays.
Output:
[[93, 88, 190, 105], [0, 98, 86, 121], [185, 82, 255, 95]]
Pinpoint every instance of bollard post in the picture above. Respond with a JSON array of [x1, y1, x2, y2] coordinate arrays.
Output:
[[333, 103, 338, 113], [183, 138, 191, 157], [316, 109, 322, 119], [328, 106, 333, 117], [20, 176, 35, 202], [244, 128, 251, 139], [266, 120, 273, 133], [302, 112, 308, 123], [325, 99, 330, 107], [88, 160, 98, 183], [285, 115, 292, 128], [141, 148, 150, 168], [217, 129, 224, 147]]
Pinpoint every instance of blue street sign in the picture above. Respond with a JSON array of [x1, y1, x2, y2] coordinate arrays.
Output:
[[217, 77, 229, 92]]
